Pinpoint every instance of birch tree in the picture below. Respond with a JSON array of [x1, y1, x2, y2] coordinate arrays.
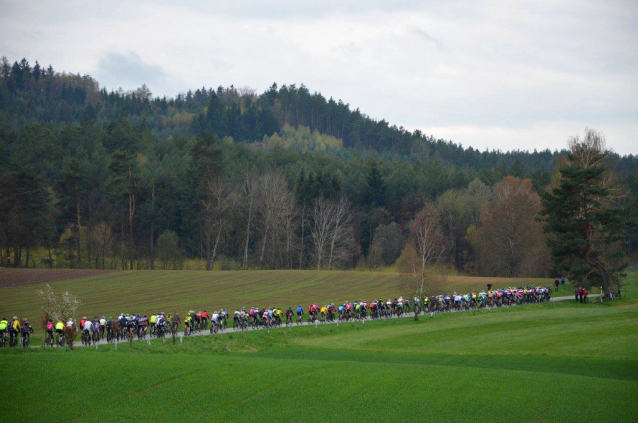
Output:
[[407, 204, 445, 297], [327, 197, 353, 270], [310, 198, 333, 270]]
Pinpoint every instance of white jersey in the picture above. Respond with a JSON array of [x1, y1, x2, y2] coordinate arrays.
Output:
[[83, 320, 93, 333], [212, 313, 219, 322]]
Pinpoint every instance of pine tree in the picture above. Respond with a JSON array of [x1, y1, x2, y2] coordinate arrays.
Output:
[[364, 161, 386, 207], [540, 129, 631, 297], [56, 157, 90, 266]]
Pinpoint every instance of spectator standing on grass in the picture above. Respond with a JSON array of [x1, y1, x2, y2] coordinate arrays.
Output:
[[561, 276, 566, 287], [554, 278, 559, 292], [579, 288, 584, 303], [575, 287, 580, 302], [583, 288, 588, 303]]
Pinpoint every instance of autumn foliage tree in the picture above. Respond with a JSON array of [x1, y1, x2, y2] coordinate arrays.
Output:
[[473, 176, 550, 277]]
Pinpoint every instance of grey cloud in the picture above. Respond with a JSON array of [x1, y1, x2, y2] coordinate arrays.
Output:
[[413, 28, 444, 50], [156, 0, 437, 21], [96, 51, 167, 92]]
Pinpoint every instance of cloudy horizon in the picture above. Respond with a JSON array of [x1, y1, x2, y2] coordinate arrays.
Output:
[[1, 0, 637, 154]]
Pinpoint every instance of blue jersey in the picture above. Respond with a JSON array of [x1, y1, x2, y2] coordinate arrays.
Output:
[[296, 306, 303, 314]]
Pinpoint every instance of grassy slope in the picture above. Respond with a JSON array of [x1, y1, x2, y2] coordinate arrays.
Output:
[[1, 282, 636, 422], [0, 269, 548, 339]]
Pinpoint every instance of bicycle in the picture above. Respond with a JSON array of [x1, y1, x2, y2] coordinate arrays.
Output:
[[154, 323, 164, 339], [171, 322, 179, 338], [137, 325, 147, 341], [44, 332, 54, 348], [82, 330, 91, 346], [126, 327, 134, 343], [9, 331, 18, 348], [56, 331, 65, 347], [22, 332, 31, 348]]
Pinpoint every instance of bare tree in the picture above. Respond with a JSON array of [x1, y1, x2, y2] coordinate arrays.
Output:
[[403, 204, 445, 297], [309, 197, 354, 270], [298, 204, 308, 269], [242, 173, 258, 270], [310, 198, 334, 270], [327, 197, 353, 270], [257, 173, 296, 268], [37, 284, 81, 323], [210, 179, 240, 266]]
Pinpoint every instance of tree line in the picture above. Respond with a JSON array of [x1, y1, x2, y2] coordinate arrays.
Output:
[[0, 58, 636, 283]]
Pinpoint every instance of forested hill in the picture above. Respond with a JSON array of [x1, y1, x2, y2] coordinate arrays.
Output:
[[1, 57, 636, 272], [2, 57, 574, 170]]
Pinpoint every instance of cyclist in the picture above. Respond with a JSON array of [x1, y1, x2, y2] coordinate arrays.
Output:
[[274, 308, 283, 325], [296, 305, 303, 322], [45, 319, 54, 344], [219, 309, 228, 330], [83, 318, 93, 344], [105, 316, 113, 341], [202, 310, 209, 329], [0, 317, 8, 346], [155, 313, 167, 337], [320, 304, 328, 321], [184, 314, 192, 335], [171, 313, 181, 334], [138, 314, 148, 338], [80, 316, 87, 330], [211, 310, 219, 330], [9, 316, 20, 347], [21, 319, 33, 347], [55, 319, 64, 342], [196, 311, 202, 329], [150, 313, 157, 335], [262, 308, 270, 326]]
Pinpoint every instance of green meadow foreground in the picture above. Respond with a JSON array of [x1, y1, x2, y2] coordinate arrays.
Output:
[[0, 272, 638, 422], [0, 274, 636, 422]]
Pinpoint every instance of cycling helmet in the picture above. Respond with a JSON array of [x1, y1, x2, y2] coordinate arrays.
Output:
[[13, 316, 17, 320], [82, 316, 87, 320]]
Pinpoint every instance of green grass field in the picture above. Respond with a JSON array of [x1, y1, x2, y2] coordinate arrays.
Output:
[[0, 270, 636, 422]]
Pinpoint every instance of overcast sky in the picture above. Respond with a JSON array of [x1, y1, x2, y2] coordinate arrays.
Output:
[[2, 0, 637, 154]]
